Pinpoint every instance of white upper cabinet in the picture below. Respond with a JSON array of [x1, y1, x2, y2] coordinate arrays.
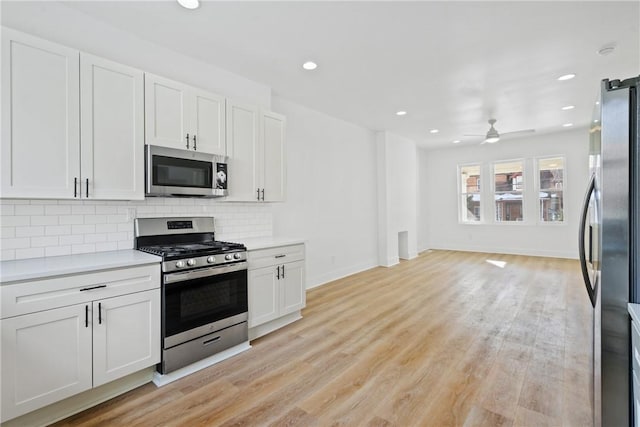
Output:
[[226, 101, 260, 201], [1, 28, 144, 200], [191, 88, 226, 155], [80, 53, 144, 200], [261, 111, 286, 202], [145, 73, 226, 155], [1, 28, 80, 199], [226, 101, 286, 202], [144, 74, 189, 150]]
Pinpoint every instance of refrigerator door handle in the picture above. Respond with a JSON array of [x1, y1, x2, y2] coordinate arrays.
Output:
[[579, 173, 597, 307]]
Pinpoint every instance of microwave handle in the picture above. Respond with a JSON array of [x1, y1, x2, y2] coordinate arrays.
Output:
[[185, 133, 190, 150]]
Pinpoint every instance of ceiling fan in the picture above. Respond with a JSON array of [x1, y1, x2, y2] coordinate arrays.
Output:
[[465, 119, 535, 144]]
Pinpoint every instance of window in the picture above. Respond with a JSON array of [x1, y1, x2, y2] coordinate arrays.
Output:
[[459, 164, 481, 222], [538, 157, 564, 222], [494, 160, 524, 222]]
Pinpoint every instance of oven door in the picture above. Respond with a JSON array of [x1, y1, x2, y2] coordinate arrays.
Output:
[[163, 261, 247, 349], [145, 145, 228, 197]]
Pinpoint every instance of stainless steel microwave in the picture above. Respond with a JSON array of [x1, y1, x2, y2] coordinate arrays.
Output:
[[145, 145, 228, 198]]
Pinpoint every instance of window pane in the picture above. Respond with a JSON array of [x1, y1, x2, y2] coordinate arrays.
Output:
[[460, 165, 481, 193], [538, 157, 564, 222], [494, 160, 524, 222], [461, 193, 481, 221], [459, 164, 481, 222]]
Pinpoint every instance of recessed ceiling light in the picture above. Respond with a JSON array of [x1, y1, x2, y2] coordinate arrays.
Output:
[[452, 140, 461, 144], [595, 101, 600, 105], [561, 105, 575, 110], [302, 61, 318, 70], [563, 123, 574, 127], [594, 119, 600, 123], [177, 0, 199, 9], [429, 129, 439, 134], [558, 73, 576, 81], [396, 111, 407, 116]]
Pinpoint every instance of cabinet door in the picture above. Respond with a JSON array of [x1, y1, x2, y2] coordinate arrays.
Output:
[[280, 260, 306, 316], [144, 73, 189, 150], [261, 111, 286, 202], [248, 266, 279, 328], [191, 88, 226, 155], [92, 290, 160, 387], [1, 28, 80, 199], [1, 304, 92, 422], [226, 101, 261, 201], [80, 53, 144, 200]]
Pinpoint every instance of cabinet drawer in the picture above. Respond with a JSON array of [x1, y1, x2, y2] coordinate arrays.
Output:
[[1, 265, 160, 319], [248, 244, 304, 270]]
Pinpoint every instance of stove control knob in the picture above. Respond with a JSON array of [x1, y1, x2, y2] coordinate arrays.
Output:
[[187, 259, 196, 266], [233, 253, 242, 260], [207, 256, 216, 264], [225, 254, 233, 261], [175, 260, 186, 268]]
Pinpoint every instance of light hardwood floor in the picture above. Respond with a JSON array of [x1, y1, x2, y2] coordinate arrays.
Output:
[[55, 250, 593, 426]]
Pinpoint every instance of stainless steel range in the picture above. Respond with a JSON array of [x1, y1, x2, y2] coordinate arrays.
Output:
[[134, 217, 248, 374]]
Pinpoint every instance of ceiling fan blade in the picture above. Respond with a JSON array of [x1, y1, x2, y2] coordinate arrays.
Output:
[[501, 129, 535, 136], [463, 134, 485, 137]]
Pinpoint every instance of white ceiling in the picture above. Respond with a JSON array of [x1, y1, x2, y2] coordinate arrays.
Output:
[[26, 2, 640, 148]]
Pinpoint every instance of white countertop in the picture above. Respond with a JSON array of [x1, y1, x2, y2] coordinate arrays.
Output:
[[0, 250, 162, 284], [239, 237, 306, 251], [629, 304, 640, 324]]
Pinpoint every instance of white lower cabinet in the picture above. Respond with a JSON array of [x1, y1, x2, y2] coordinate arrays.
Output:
[[248, 266, 279, 327], [92, 290, 161, 387], [247, 244, 306, 337], [1, 304, 93, 421], [0, 264, 160, 423]]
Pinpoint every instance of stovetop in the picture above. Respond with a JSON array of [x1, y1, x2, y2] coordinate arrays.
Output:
[[137, 241, 245, 260]]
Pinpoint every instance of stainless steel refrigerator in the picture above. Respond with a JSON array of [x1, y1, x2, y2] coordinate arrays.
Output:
[[580, 75, 640, 427]]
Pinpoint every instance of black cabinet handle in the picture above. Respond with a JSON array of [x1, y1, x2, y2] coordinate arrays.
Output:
[[256, 188, 260, 200], [275, 254, 286, 259], [282, 264, 285, 278], [193, 134, 197, 151], [98, 302, 102, 324], [86, 178, 89, 198], [261, 189, 265, 201], [85, 305, 89, 327], [186, 133, 190, 149], [79, 284, 107, 292], [276, 265, 280, 280], [74, 177, 78, 198]]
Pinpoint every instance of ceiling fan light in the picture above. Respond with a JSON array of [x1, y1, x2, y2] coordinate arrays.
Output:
[[485, 136, 500, 143], [177, 0, 199, 9]]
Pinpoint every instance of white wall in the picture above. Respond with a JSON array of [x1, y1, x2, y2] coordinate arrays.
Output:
[[271, 97, 378, 289], [418, 128, 590, 258], [377, 132, 418, 266], [0, 1, 271, 107]]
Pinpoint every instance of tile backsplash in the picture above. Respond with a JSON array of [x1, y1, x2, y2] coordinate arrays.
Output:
[[0, 198, 273, 261]]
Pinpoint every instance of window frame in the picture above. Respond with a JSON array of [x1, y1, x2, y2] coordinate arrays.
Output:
[[492, 158, 526, 224], [457, 163, 483, 224], [535, 155, 567, 225]]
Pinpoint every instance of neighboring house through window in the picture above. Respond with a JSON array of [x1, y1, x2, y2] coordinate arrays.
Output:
[[494, 160, 524, 222], [459, 164, 481, 222], [538, 157, 565, 222]]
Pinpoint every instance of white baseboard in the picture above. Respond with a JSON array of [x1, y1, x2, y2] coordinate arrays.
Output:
[[307, 260, 378, 289], [152, 341, 252, 387], [426, 244, 577, 259]]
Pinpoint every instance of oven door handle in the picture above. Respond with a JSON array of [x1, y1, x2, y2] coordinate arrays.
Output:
[[164, 261, 248, 284]]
